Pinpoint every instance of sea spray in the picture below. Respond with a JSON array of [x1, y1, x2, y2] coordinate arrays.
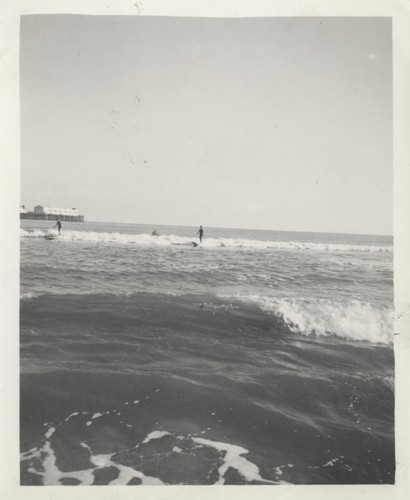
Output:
[[220, 295, 393, 344], [20, 221, 395, 484], [20, 228, 392, 253]]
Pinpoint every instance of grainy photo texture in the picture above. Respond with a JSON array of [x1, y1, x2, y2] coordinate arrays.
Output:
[[20, 16, 394, 485]]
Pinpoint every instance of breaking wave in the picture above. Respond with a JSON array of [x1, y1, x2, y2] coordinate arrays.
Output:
[[223, 295, 394, 345], [20, 229, 392, 253], [20, 291, 41, 300]]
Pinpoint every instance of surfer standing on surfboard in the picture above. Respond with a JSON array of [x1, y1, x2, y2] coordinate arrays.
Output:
[[54, 219, 62, 235], [197, 225, 204, 243]]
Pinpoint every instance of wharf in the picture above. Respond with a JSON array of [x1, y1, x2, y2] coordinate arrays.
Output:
[[20, 213, 84, 222]]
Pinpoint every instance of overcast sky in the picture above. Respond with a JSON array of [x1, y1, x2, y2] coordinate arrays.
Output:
[[20, 15, 392, 234]]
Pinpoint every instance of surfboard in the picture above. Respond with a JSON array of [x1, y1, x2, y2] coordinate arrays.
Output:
[[44, 234, 56, 240], [171, 242, 199, 247]]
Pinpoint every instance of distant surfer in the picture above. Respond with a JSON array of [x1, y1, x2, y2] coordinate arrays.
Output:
[[197, 225, 204, 243], [152, 230, 159, 236], [54, 219, 62, 235]]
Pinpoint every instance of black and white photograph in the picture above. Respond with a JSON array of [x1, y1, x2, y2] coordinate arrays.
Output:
[[1, 0, 410, 497]]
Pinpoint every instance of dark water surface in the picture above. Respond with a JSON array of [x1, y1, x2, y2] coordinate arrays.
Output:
[[20, 222, 394, 485]]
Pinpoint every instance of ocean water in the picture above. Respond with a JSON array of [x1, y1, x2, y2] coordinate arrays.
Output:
[[20, 220, 395, 485]]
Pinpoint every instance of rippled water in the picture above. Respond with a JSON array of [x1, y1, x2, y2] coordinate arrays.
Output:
[[20, 220, 394, 485]]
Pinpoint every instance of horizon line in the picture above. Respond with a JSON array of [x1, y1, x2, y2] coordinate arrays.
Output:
[[83, 218, 393, 238]]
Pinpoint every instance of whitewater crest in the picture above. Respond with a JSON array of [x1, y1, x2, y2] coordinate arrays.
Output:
[[20, 228, 392, 253], [223, 295, 394, 345], [20, 409, 282, 485], [20, 291, 40, 300]]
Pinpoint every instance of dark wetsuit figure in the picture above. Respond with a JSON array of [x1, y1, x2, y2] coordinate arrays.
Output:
[[55, 220, 62, 235], [197, 226, 204, 243]]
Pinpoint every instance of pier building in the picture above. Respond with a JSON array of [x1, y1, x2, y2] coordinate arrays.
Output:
[[20, 205, 85, 222]]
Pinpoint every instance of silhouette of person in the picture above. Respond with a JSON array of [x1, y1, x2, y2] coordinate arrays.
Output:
[[54, 219, 62, 235], [197, 225, 204, 243]]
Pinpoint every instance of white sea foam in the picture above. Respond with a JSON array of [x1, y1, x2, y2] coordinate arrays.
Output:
[[20, 291, 40, 300], [141, 430, 170, 444], [20, 228, 49, 238], [19, 289, 185, 301], [20, 228, 391, 253], [224, 295, 393, 345], [25, 441, 165, 486], [192, 437, 277, 484], [21, 416, 281, 485], [21, 423, 166, 485]]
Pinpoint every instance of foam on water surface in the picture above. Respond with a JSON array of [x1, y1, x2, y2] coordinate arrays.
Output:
[[192, 437, 277, 484], [141, 430, 171, 444], [20, 221, 395, 484], [221, 294, 394, 345], [20, 407, 283, 486], [20, 228, 391, 253]]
